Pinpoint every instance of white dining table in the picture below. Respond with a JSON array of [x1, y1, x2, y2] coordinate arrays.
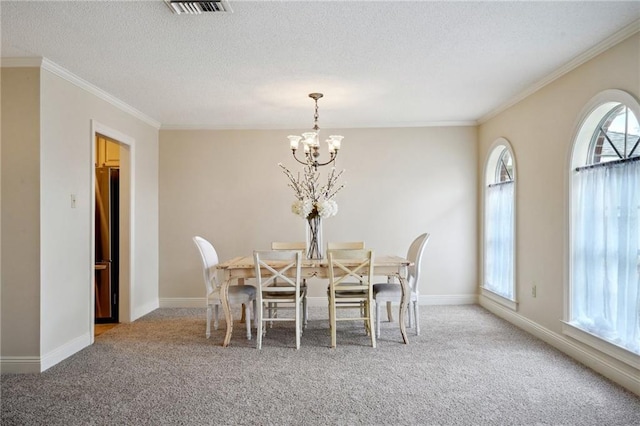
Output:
[[216, 255, 412, 347]]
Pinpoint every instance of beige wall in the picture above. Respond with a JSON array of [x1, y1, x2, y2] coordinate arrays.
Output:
[[159, 126, 478, 303], [1, 68, 41, 359], [478, 33, 640, 386], [1, 64, 160, 371]]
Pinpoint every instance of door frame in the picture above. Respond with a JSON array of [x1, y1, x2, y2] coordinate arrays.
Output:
[[90, 120, 135, 343]]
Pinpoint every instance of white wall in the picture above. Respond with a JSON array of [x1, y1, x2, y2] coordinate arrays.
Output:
[[159, 126, 478, 305], [1, 62, 160, 372], [478, 33, 640, 392]]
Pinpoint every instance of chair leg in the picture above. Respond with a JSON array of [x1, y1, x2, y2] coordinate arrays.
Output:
[[329, 296, 337, 348], [257, 303, 263, 350], [253, 300, 258, 330], [367, 301, 376, 349], [386, 301, 393, 322], [245, 303, 252, 340], [363, 301, 371, 336], [268, 302, 276, 328], [302, 293, 308, 329], [414, 301, 420, 336], [295, 296, 301, 350], [362, 302, 369, 335], [213, 304, 219, 330], [407, 301, 413, 329], [206, 305, 212, 338], [240, 304, 246, 323], [376, 301, 381, 338]]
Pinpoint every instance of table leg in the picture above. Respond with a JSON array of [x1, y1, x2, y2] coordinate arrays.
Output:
[[220, 276, 233, 347], [397, 271, 409, 345]]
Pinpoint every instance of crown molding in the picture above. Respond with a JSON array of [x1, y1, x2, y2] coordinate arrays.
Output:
[[478, 19, 640, 124], [160, 120, 478, 131], [1, 57, 161, 129]]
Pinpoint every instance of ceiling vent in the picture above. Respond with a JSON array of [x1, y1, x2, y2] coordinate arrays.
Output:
[[165, 1, 232, 14]]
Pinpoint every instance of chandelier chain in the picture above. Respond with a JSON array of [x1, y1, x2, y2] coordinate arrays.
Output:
[[313, 99, 319, 131]]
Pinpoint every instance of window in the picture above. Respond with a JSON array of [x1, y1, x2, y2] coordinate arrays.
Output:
[[483, 140, 516, 306], [569, 90, 640, 358]]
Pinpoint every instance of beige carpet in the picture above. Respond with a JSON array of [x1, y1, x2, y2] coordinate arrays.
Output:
[[1, 305, 639, 425]]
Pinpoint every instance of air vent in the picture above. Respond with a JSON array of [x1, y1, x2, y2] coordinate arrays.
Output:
[[165, 1, 232, 14]]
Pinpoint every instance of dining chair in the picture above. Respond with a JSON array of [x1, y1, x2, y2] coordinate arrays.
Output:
[[326, 241, 366, 315], [373, 233, 430, 338], [192, 236, 256, 340], [271, 241, 308, 327], [254, 250, 304, 349], [327, 249, 376, 348], [327, 241, 365, 250]]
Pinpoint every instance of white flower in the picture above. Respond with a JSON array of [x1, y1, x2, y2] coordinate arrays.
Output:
[[291, 199, 313, 218], [280, 163, 344, 220], [317, 199, 338, 218]]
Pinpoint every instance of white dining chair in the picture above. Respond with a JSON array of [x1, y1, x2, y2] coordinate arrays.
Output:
[[193, 236, 256, 340], [327, 241, 365, 250], [326, 241, 366, 316], [254, 250, 304, 349], [373, 233, 430, 338], [327, 249, 376, 348], [270, 242, 308, 327]]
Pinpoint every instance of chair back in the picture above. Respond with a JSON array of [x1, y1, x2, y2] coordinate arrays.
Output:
[[192, 236, 220, 294], [327, 241, 365, 250], [327, 249, 374, 291], [406, 233, 431, 293], [253, 250, 302, 293], [271, 241, 306, 251]]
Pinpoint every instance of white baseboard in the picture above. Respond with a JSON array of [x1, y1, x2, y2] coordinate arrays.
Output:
[[159, 295, 478, 309], [41, 332, 92, 372], [132, 299, 160, 321], [479, 295, 640, 397], [1, 332, 92, 374], [0, 356, 41, 374]]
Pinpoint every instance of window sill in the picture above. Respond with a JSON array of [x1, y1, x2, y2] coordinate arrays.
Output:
[[561, 322, 640, 369], [480, 287, 518, 311]]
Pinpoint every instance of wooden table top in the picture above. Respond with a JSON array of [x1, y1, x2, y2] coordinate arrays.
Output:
[[217, 255, 411, 270]]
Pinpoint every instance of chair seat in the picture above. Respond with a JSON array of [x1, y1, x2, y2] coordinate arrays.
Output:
[[372, 283, 417, 301], [220, 285, 256, 305], [262, 288, 306, 300], [328, 283, 367, 298]]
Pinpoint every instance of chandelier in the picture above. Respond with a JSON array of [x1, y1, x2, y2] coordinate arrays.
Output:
[[288, 93, 343, 169]]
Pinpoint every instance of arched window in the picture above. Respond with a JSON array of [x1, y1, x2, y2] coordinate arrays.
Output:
[[483, 139, 516, 305], [569, 90, 640, 357]]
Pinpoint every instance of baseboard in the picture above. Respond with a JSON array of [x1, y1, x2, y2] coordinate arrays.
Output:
[[159, 295, 478, 309], [132, 299, 160, 320], [41, 332, 92, 372], [479, 295, 640, 397], [1, 331, 92, 374], [0, 356, 41, 374]]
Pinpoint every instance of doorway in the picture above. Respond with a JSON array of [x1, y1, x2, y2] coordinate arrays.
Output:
[[90, 120, 134, 341], [94, 134, 120, 324], [94, 134, 120, 323]]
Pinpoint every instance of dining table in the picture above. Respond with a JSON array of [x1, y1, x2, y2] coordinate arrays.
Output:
[[216, 255, 412, 347]]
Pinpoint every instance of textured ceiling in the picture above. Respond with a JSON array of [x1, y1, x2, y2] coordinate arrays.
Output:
[[2, 1, 640, 129]]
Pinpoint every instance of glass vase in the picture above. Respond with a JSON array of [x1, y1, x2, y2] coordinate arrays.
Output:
[[305, 216, 323, 260]]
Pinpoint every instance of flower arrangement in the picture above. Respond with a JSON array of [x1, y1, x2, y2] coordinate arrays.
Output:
[[279, 162, 345, 259], [279, 163, 345, 220]]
